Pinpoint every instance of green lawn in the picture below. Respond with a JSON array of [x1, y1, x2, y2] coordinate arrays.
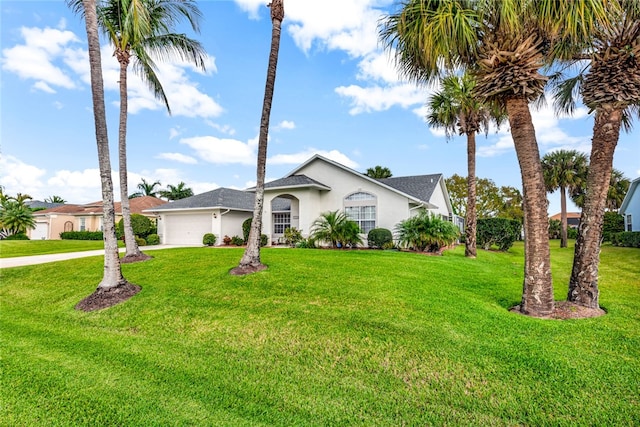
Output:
[[0, 240, 124, 258], [1, 243, 639, 425]]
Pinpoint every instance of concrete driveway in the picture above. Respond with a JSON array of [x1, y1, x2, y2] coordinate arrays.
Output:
[[0, 245, 191, 268]]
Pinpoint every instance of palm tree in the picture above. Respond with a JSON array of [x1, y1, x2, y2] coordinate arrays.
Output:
[[159, 182, 193, 201], [67, 0, 131, 304], [0, 198, 36, 237], [232, 0, 285, 275], [571, 169, 630, 212], [427, 73, 506, 258], [541, 150, 588, 248], [381, 0, 593, 316], [44, 195, 67, 203], [310, 210, 361, 249], [552, 1, 640, 308], [365, 166, 393, 179], [96, 0, 205, 261], [130, 178, 162, 198]]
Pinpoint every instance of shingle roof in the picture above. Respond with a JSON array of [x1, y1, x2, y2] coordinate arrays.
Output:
[[26, 201, 65, 210], [263, 174, 331, 190], [147, 188, 255, 211], [377, 174, 442, 204], [33, 196, 165, 215]]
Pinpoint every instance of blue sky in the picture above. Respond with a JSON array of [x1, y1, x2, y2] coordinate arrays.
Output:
[[1, 0, 638, 216]]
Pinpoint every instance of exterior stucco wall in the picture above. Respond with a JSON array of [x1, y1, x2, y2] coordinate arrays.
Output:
[[220, 210, 252, 243]]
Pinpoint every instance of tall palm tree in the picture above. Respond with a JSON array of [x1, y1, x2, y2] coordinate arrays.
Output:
[[159, 182, 193, 201], [365, 165, 393, 179], [380, 0, 610, 316], [552, 1, 640, 308], [44, 195, 67, 203], [99, 0, 206, 261], [130, 178, 162, 198], [232, 0, 285, 275], [427, 73, 506, 258], [541, 149, 588, 248], [68, 0, 130, 300]]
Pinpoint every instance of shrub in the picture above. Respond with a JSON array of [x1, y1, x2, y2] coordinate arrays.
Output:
[[230, 235, 244, 246], [567, 227, 578, 240], [203, 233, 217, 246], [135, 236, 147, 247], [284, 227, 303, 247], [146, 234, 160, 245], [395, 211, 459, 253], [295, 238, 316, 249], [60, 231, 103, 240], [223, 235, 232, 246], [242, 218, 252, 243], [602, 212, 625, 242], [117, 214, 154, 239], [611, 231, 640, 248], [260, 234, 269, 247], [476, 218, 521, 251], [367, 228, 392, 249], [548, 219, 562, 239], [4, 233, 29, 240], [382, 241, 396, 250]]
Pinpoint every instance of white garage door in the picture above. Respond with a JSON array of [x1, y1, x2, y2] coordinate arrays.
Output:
[[163, 213, 212, 245], [31, 222, 49, 240]]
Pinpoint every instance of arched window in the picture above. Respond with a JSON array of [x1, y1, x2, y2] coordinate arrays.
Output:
[[64, 221, 74, 232], [344, 192, 376, 234]]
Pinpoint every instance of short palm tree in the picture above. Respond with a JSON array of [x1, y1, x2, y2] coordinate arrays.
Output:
[[380, 0, 610, 316], [0, 199, 36, 236], [99, 0, 206, 261], [233, 0, 285, 275], [310, 210, 362, 249], [541, 149, 588, 248], [67, 0, 129, 298], [551, 1, 640, 308], [130, 178, 162, 198], [365, 166, 393, 179], [159, 182, 193, 201], [427, 72, 506, 258]]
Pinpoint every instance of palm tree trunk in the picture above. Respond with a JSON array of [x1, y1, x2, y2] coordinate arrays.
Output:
[[117, 55, 143, 259], [81, 0, 126, 290], [233, 0, 284, 274], [569, 107, 622, 308], [560, 185, 567, 248], [465, 131, 477, 258], [505, 97, 553, 317]]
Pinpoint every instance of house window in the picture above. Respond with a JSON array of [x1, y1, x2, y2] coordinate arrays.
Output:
[[273, 213, 291, 234], [64, 221, 73, 232], [627, 214, 633, 232], [79, 218, 86, 231], [344, 192, 376, 234]]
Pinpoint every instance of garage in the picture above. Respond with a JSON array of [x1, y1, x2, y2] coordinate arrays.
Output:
[[161, 213, 212, 245], [31, 222, 49, 240]]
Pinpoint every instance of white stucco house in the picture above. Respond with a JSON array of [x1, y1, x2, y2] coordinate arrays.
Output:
[[146, 155, 460, 246], [620, 177, 640, 232]]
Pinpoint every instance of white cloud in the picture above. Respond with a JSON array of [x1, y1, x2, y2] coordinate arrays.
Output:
[[206, 121, 237, 135], [180, 135, 258, 165], [335, 83, 425, 115], [274, 120, 296, 131], [156, 153, 198, 164], [269, 148, 358, 169], [0, 155, 47, 196]]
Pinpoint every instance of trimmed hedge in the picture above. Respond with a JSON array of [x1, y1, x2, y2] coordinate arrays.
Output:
[[611, 231, 640, 248], [477, 218, 521, 251], [117, 214, 155, 239], [4, 233, 29, 240], [367, 228, 392, 249], [60, 231, 103, 240], [146, 234, 160, 245], [203, 233, 217, 246]]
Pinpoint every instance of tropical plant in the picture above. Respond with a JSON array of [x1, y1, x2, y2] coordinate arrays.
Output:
[[310, 210, 363, 249], [130, 178, 162, 198], [96, 0, 205, 261], [283, 227, 303, 247], [365, 166, 393, 179], [550, 1, 640, 308], [0, 199, 36, 238], [380, 0, 610, 317], [541, 149, 588, 248], [232, 0, 284, 275], [571, 169, 630, 212], [67, 0, 130, 301], [44, 195, 66, 203], [395, 210, 459, 253], [428, 73, 506, 258], [160, 182, 194, 201]]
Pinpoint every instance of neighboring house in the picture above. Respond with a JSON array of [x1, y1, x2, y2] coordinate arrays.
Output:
[[146, 154, 459, 246], [26, 200, 65, 210], [28, 196, 165, 240], [549, 212, 581, 228], [619, 177, 640, 232]]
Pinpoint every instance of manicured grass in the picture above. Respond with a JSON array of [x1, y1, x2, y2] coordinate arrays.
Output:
[[1, 244, 639, 425], [0, 240, 124, 258]]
